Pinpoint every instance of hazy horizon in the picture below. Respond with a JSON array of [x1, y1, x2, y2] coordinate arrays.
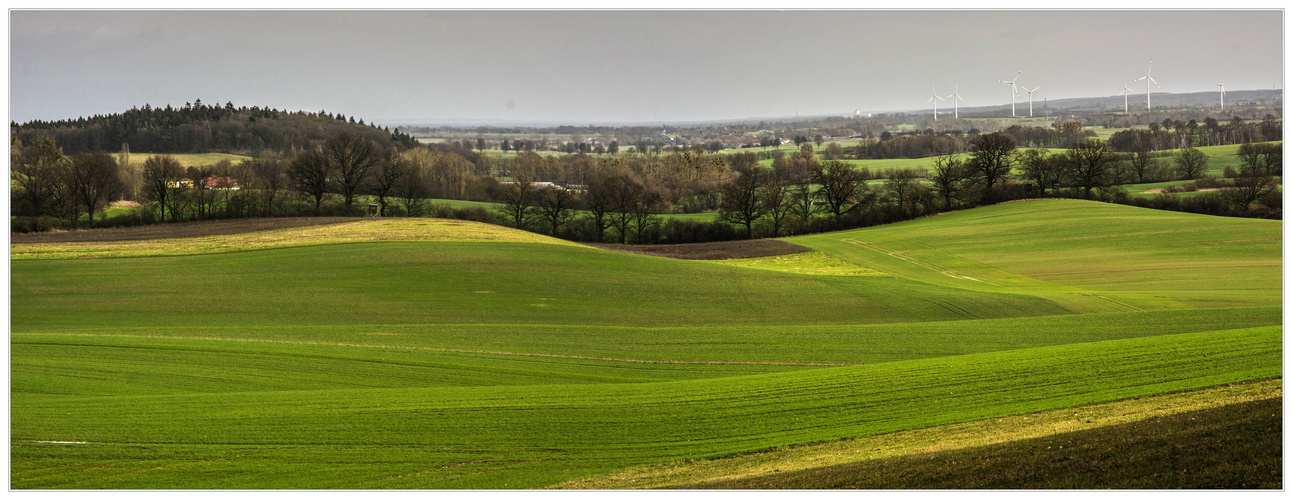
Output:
[[10, 10, 1285, 127]]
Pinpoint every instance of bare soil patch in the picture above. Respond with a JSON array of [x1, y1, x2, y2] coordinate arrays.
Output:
[[589, 239, 812, 260], [11, 217, 368, 244]]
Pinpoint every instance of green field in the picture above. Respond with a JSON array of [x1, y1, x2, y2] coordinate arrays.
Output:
[[126, 152, 254, 167], [10, 199, 1282, 488]]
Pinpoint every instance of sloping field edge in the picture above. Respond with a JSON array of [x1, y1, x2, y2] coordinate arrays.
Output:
[[11, 218, 582, 260], [557, 378, 1283, 488]]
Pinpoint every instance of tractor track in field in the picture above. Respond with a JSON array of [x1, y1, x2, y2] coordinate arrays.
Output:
[[843, 239, 1004, 287], [589, 239, 812, 260], [23, 333, 855, 367], [842, 239, 1144, 312]]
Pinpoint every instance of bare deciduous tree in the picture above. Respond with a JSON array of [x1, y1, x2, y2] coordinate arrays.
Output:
[[604, 175, 645, 244], [11, 137, 66, 216], [497, 178, 536, 229], [1224, 165, 1279, 209], [1018, 148, 1062, 197], [1172, 147, 1209, 180], [967, 132, 1016, 203], [369, 151, 407, 216], [323, 133, 380, 209], [929, 153, 969, 210], [1064, 139, 1122, 198], [288, 149, 330, 214], [66, 151, 123, 224], [142, 155, 184, 221], [813, 160, 869, 220], [536, 184, 579, 236], [718, 167, 767, 238], [761, 171, 795, 238], [249, 158, 286, 217], [884, 168, 922, 218]]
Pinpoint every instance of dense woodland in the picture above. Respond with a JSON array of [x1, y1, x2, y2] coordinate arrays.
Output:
[[11, 100, 419, 154]]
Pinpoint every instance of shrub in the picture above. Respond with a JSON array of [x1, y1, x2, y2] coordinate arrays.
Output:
[[1194, 176, 1233, 189], [11, 217, 37, 233]]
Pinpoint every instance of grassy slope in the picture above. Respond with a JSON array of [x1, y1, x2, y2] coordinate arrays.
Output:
[[10, 200, 1283, 488], [788, 199, 1281, 310], [11, 327, 1281, 488]]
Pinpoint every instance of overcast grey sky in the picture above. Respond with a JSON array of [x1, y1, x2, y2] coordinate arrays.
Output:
[[9, 10, 1285, 126]]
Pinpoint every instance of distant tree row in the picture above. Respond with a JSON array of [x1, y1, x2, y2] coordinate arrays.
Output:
[[1107, 115, 1281, 152], [846, 122, 1094, 160]]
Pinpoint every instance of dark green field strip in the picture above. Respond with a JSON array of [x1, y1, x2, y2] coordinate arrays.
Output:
[[790, 200, 1282, 308], [11, 326, 1280, 488], [14, 306, 1279, 368], [691, 397, 1282, 489], [11, 335, 797, 396], [10, 241, 1075, 333]]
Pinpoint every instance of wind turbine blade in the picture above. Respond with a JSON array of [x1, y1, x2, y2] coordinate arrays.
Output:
[[1148, 76, 1159, 87], [1134, 76, 1147, 82], [927, 96, 935, 103]]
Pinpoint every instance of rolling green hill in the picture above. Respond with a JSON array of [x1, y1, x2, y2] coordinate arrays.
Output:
[[10, 199, 1282, 488]]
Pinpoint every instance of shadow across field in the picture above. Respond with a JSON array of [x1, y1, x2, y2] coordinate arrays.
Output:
[[589, 239, 812, 260], [685, 397, 1282, 489], [11, 217, 367, 243]]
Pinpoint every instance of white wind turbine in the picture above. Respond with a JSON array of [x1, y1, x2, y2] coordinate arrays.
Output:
[[1118, 80, 1136, 115], [926, 85, 946, 120], [945, 84, 965, 119], [998, 70, 1022, 116], [1216, 79, 1227, 112], [1021, 86, 1040, 117], [1133, 60, 1160, 110]]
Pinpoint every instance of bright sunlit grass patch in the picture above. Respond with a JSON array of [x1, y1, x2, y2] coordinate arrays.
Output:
[[713, 251, 888, 277], [11, 218, 582, 259]]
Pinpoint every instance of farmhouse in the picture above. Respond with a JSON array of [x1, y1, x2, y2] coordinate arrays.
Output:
[[500, 181, 586, 192], [204, 176, 241, 190]]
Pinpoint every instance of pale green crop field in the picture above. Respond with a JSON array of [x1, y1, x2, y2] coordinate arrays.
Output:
[[126, 152, 254, 167], [10, 199, 1281, 488]]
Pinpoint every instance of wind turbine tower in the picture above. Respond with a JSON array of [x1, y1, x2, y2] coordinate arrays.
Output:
[[1133, 60, 1159, 110], [1021, 86, 1040, 117], [926, 85, 946, 120], [1216, 79, 1227, 112], [945, 84, 965, 119], [1118, 81, 1135, 115], [998, 70, 1021, 116]]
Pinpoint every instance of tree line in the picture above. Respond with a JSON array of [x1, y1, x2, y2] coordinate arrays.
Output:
[[1107, 115, 1281, 152], [12, 128, 1281, 238]]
